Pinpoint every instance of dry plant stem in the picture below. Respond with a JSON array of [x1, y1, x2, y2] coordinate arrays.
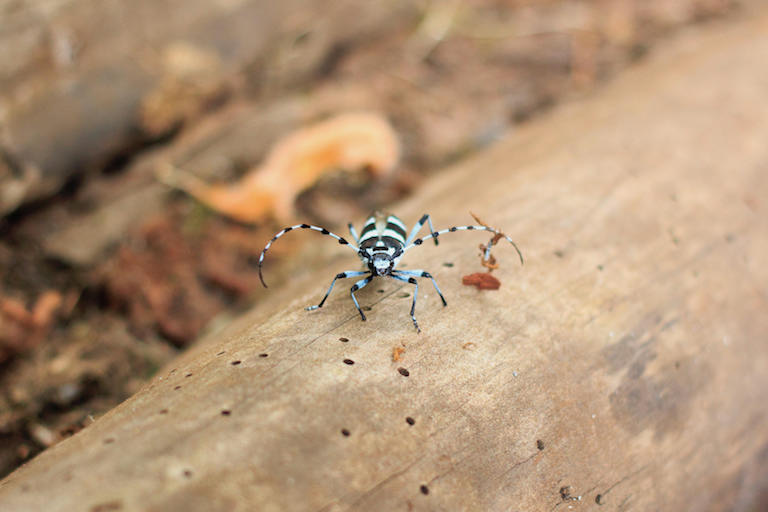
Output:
[[469, 211, 506, 270], [3, 11, 768, 511]]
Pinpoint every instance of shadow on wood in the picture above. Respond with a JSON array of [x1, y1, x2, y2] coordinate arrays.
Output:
[[2, 9, 768, 512]]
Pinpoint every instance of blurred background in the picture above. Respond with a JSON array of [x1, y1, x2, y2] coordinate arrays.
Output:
[[0, 0, 755, 478]]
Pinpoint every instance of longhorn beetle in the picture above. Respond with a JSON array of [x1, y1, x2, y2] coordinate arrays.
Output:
[[258, 212, 523, 332]]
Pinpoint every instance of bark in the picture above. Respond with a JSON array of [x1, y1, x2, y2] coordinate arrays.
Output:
[[2, 10, 768, 512]]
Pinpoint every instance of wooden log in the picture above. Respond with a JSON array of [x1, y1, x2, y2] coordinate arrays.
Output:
[[2, 10, 768, 512]]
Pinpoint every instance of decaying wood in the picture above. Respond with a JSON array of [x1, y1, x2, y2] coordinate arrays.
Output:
[[2, 11, 768, 512]]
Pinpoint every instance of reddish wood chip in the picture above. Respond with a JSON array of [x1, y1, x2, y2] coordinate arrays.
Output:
[[461, 272, 501, 290]]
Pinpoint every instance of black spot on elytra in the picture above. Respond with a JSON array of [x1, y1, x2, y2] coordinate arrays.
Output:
[[414, 239, 423, 245], [300, 224, 310, 229]]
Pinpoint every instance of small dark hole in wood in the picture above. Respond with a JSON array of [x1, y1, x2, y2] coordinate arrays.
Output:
[[341, 428, 350, 437], [183, 470, 193, 478], [398, 367, 410, 377], [339, 337, 349, 342], [343, 359, 355, 365], [420, 485, 429, 495], [596, 264, 604, 271], [554, 250, 565, 258], [169, 368, 177, 374], [221, 410, 231, 416], [406, 417, 415, 426], [536, 439, 545, 450], [362, 306, 372, 311], [443, 262, 454, 267], [216, 351, 225, 356], [595, 494, 603, 505], [398, 292, 410, 298], [174, 385, 182, 390], [103, 438, 115, 444], [377, 289, 385, 293], [159, 409, 169, 414], [231, 360, 241, 366], [560, 486, 574, 501], [185, 373, 193, 378], [294, 30, 312, 45], [259, 353, 268, 358]]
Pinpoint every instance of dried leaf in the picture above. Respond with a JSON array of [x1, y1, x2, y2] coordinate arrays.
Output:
[[160, 112, 400, 223], [461, 272, 501, 290], [0, 291, 64, 363]]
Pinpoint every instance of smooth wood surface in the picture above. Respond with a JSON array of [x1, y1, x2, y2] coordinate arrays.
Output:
[[2, 11, 768, 512]]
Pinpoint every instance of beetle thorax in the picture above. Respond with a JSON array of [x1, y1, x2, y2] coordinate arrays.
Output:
[[371, 254, 392, 275], [360, 243, 402, 275]]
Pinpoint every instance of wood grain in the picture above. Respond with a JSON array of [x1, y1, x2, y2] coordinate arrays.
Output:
[[2, 10, 768, 512]]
